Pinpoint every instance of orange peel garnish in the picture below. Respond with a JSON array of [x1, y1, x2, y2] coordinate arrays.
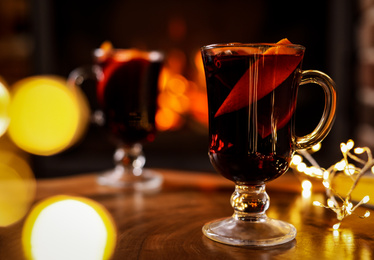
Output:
[[100, 41, 113, 52]]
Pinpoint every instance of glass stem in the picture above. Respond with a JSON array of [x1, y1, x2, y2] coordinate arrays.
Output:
[[113, 143, 145, 176], [230, 184, 269, 222]]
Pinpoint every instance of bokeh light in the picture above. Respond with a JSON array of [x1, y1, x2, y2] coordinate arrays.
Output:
[[0, 76, 10, 137], [0, 150, 35, 227], [22, 195, 117, 260], [301, 180, 312, 198], [8, 76, 90, 156]]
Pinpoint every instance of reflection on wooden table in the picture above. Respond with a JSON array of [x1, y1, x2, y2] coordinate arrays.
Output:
[[0, 169, 373, 259]]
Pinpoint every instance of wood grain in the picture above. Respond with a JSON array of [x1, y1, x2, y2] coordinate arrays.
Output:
[[0, 169, 373, 260]]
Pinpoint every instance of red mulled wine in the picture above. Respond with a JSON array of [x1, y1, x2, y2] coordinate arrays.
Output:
[[202, 50, 303, 184], [97, 51, 163, 145]]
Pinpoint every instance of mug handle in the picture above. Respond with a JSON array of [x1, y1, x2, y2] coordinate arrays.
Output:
[[68, 65, 104, 124], [294, 70, 337, 150]]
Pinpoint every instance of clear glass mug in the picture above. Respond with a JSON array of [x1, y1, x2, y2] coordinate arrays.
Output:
[[69, 47, 164, 191], [201, 42, 337, 246]]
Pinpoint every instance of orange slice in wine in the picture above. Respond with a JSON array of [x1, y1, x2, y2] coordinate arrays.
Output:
[[257, 97, 297, 138], [215, 38, 303, 117]]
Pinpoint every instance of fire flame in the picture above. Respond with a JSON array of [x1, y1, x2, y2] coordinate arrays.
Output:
[[155, 49, 208, 131]]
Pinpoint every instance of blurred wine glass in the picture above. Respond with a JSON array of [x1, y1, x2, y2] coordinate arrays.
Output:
[[69, 46, 164, 191]]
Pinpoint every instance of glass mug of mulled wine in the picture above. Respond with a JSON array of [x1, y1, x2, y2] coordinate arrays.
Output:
[[69, 45, 164, 191], [201, 39, 337, 246]]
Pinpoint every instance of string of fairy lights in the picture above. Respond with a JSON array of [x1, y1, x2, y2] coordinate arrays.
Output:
[[291, 140, 373, 229]]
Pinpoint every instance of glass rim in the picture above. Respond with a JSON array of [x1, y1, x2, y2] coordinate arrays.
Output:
[[201, 42, 305, 51], [93, 48, 164, 62]]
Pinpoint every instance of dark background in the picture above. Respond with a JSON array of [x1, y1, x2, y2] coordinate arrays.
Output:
[[0, 0, 357, 177]]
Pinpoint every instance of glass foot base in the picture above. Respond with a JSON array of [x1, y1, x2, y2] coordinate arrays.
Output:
[[97, 168, 163, 191], [203, 216, 296, 247]]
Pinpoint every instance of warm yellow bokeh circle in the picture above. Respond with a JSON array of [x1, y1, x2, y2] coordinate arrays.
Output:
[[22, 195, 117, 260], [0, 76, 10, 137], [8, 76, 89, 156], [0, 150, 35, 227]]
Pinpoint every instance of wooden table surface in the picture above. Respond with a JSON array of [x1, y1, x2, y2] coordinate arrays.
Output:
[[1, 168, 374, 260]]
